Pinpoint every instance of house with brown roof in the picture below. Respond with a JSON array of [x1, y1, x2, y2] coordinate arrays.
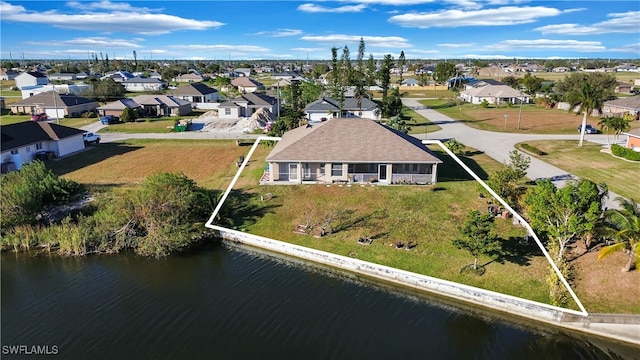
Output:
[[602, 95, 640, 117], [218, 93, 278, 119], [129, 94, 192, 117], [264, 118, 442, 185], [459, 80, 530, 105], [1, 122, 85, 172], [172, 82, 221, 105], [96, 98, 141, 117], [10, 91, 98, 119], [173, 73, 204, 83], [230, 77, 265, 93]]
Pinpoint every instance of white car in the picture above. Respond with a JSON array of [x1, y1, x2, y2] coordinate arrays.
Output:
[[83, 132, 101, 145]]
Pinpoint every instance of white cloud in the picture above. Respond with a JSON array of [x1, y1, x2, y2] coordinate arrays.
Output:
[[290, 47, 325, 52], [25, 37, 142, 48], [65, 0, 159, 12], [608, 42, 640, 53], [0, 1, 223, 35], [535, 11, 640, 35], [254, 29, 303, 37], [388, 6, 568, 28], [300, 34, 411, 48], [297, 3, 367, 13], [438, 43, 476, 48], [0, 1, 25, 14], [486, 39, 606, 52], [340, 0, 434, 4]]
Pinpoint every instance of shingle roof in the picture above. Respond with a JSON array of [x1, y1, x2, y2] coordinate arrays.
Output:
[[1, 122, 84, 152], [129, 94, 191, 107], [97, 98, 140, 110], [266, 118, 442, 163], [604, 95, 640, 110], [231, 77, 263, 87], [305, 97, 377, 112], [173, 82, 218, 96], [11, 91, 97, 107]]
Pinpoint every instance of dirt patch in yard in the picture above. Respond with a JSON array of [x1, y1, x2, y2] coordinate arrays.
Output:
[[462, 107, 640, 134], [570, 247, 640, 313]]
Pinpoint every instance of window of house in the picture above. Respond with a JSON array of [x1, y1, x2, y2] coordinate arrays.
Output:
[[11, 150, 18, 155], [25, 146, 31, 153], [319, 164, 325, 175], [331, 163, 342, 176], [36, 143, 43, 150], [225, 108, 231, 115]]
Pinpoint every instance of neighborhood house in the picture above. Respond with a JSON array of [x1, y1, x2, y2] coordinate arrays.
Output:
[[264, 118, 442, 185], [0, 122, 85, 173], [305, 97, 380, 122]]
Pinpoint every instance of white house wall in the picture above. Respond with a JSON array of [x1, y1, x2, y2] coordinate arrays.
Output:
[[56, 135, 85, 157]]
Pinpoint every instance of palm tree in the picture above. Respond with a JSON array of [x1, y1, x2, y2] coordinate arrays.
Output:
[[598, 116, 615, 146], [598, 197, 640, 272], [610, 116, 631, 145], [561, 73, 617, 147]]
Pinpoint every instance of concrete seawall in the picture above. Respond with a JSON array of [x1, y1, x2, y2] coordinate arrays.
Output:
[[211, 225, 640, 346]]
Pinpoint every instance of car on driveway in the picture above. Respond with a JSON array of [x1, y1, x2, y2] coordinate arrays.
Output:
[[83, 132, 101, 145], [578, 124, 599, 134], [100, 115, 119, 125], [31, 113, 48, 122]]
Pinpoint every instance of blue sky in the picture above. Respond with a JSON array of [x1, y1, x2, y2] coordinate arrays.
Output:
[[1, 0, 638, 61]]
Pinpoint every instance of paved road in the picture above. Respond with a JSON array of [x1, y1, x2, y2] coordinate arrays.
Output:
[[80, 121, 261, 143], [402, 98, 626, 209]]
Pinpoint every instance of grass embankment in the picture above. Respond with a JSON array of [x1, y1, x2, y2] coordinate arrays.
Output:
[[516, 140, 639, 200]]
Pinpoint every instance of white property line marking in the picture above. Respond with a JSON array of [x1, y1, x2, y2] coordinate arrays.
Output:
[[425, 140, 587, 315], [205, 136, 588, 316]]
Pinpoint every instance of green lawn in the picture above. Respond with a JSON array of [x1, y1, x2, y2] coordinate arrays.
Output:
[[221, 146, 568, 308], [516, 140, 639, 201]]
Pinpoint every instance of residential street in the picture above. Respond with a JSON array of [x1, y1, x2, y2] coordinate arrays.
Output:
[[401, 98, 625, 209], [82, 102, 626, 209]]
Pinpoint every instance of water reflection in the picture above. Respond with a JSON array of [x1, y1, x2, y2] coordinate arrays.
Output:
[[1, 243, 638, 360]]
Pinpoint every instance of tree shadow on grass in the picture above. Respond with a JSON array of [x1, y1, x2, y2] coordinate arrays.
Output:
[[432, 150, 489, 181], [483, 236, 543, 268], [219, 189, 281, 229]]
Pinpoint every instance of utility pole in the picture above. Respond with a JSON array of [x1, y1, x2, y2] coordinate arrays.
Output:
[[517, 95, 523, 130], [52, 86, 60, 124]]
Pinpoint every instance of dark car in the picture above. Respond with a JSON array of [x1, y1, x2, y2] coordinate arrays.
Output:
[[100, 115, 119, 125], [578, 124, 598, 134], [31, 113, 48, 122]]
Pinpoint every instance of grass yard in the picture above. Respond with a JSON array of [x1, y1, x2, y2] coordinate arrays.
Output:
[[47, 139, 267, 190], [0, 116, 102, 128], [403, 107, 442, 135], [420, 100, 640, 134], [516, 140, 640, 201], [43, 138, 639, 313]]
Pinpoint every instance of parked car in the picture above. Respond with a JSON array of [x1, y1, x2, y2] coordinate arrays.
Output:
[[100, 115, 119, 125], [83, 132, 101, 145], [578, 124, 598, 134], [31, 113, 48, 122]]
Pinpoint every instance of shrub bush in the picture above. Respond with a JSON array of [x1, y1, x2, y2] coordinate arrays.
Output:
[[611, 144, 640, 161], [520, 143, 546, 156], [0, 161, 82, 230]]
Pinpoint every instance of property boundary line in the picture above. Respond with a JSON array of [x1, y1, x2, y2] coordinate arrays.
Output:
[[205, 135, 588, 317]]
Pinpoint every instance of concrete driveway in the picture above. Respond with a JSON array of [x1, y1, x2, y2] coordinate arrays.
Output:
[[402, 98, 625, 208]]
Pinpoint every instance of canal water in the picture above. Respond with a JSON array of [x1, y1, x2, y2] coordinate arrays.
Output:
[[2, 243, 638, 359]]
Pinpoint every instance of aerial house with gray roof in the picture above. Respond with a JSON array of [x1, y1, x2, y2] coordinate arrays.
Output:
[[264, 118, 442, 185]]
